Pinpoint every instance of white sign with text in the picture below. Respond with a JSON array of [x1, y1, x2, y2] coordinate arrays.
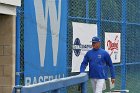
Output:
[[72, 22, 97, 72]]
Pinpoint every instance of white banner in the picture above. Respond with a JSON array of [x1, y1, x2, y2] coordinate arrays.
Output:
[[72, 22, 97, 72], [105, 32, 121, 63]]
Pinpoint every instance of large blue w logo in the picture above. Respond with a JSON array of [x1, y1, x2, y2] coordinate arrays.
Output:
[[34, 0, 61, 67]]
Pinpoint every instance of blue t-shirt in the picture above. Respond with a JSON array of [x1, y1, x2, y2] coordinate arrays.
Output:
[[80, 48, 115, 79]]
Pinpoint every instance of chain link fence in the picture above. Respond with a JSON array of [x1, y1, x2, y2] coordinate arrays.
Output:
[[17, 0, 140, 92], [67, 0, 140, 93], [16, 0, 24, 86]]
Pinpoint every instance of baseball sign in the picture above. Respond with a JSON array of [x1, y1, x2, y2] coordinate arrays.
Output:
[[105, 32, 121, 63]]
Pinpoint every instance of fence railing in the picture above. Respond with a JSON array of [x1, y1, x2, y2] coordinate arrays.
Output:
[[13, 73, 88, 93]]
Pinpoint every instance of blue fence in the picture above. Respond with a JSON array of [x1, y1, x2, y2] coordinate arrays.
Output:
[[16, 0, 140, 92], [14, 73, 88, 93], [67, 0, 140, 92]]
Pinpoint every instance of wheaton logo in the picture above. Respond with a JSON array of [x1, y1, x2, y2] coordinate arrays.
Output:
[[73, 38, 81, 57], [34, 0, 61, 67], [73, 38, 92, 57]]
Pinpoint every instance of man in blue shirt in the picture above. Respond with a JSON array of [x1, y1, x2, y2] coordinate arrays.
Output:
[[80, 36, 115, 93]]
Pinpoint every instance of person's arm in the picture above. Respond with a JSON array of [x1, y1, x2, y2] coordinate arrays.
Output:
[[80, 53, 89, 73], [105, 52, 115, 80]]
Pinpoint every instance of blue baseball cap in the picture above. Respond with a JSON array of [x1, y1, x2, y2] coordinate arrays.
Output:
[[91, 36, 101, 42]]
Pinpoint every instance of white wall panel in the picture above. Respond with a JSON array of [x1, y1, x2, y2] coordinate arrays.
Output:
[[0, 0, 21, 6], [0, 4, 16, 15]]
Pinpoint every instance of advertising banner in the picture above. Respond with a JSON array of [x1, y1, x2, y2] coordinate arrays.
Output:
[[105, 32, 121, 63], [72, 22, 97, 72], [24, 0, 67, 85]]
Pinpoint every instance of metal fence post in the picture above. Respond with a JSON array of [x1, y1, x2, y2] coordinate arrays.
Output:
[[16, 6, 21, 86], [121, 0, 127, 90], [96, 0, 101, 38], [86, 0, 89, 23], [14, 85, 22, 93], [81, 82, 87, 93]]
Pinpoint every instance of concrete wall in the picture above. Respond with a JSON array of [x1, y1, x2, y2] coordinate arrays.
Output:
[[0, 14, 15, 93]]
